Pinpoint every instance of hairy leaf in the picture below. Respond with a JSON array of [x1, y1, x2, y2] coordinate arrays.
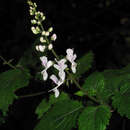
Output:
[[75, 51, 94, 78], [112, 81, 130, 119], [34, 99, 82, 130], [35, 93, 69, 119], [82, 72, 105, 97], [0, 69, 30, 115], [78, 105, 111, 130]]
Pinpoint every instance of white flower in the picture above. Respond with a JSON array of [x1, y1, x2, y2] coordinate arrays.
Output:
[[48, 44, 53, 50], [54, 59, 67, 81], [49, 74, 64, 98], [36, 45, 46, 52], [51, 34, 57, 41], [40, 56, 53, 80], [66, 48, 77, 73]]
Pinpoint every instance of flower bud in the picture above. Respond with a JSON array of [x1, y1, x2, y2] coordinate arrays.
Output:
[[48, 44, 53, 50], [36, 45, 46, 52], [40, 37, 46, 43], [34, 2, 37, 7], [31, 26, 37, 34], [42, 16, 46, 21], [45, 31, 50, 36], [31, 19, 37, 24], [48, 27, 53, 32], [37, 21, 41, 25], [42, 31, 46, 35], [51, 34, 57, 41], [36, 26, 40, 32]]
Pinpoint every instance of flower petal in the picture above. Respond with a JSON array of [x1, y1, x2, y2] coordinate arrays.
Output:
[[71, 62, 77, 73], [54, 64, 60, 71], [59, 59, 66, 65], [72, 54, 77, 62], [50, 74, 58, 85], [53, 87, 60, 98], [59, 71, 66, 81], [47, 61, 53, 68], [41, 70, 48, 80], [40, 56, 47, 67]]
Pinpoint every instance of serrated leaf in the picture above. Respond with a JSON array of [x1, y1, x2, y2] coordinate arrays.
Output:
[[82, 72, 105, 97], [34, 99, 83, 130], [102, 69, 130, 101], [35, 93, 69, 119], [78, 105, 111, 130], [75, 51, 94, 78], [112, 82, 130, 119], [0, 69, 30, 115]]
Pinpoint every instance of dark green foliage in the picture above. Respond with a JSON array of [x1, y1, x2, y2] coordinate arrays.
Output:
[[82, 72, 105, 97], [0, 69, 31, 115], [34, 99, 83, 130], [78, 105, 111, 130], [82, 65, 130, 103], [75, 51, 94, 78], [35, 93, 69, 119], [112, 81, 130, 119]]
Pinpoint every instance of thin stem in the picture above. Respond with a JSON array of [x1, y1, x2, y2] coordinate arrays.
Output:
[[18, 91, 47, 98], [122, 118, 126, 130], [0, 55, 16, 69]]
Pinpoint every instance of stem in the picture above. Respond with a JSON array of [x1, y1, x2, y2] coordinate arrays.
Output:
[[122, 118, 126, 130], [0, 55, 16, 69], [18, 91, 47, 98]]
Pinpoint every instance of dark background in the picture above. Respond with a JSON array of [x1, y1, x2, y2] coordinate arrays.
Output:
[[0, 0, 130, 129]]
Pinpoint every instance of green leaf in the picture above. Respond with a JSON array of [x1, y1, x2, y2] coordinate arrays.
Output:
[[112, 81, 130, 119], [75, 51, 94, 78], [35, 93, 69, 119], [74, 91, 84, 97], [82, 72, 105, 97], [34, 99, 83, 130], [0, 69, 30, 115], [78, 105, 111, 130], [102, 69, 130, 101]]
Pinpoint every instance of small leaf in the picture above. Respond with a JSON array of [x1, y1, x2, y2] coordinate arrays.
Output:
[[75, 91, 84, 96], [34, 99, 83, 130], [78, 105, 111, 130]]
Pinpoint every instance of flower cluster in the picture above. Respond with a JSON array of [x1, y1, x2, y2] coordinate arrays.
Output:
[[28, 1, 77, 98], [28, 0, 56, 52]]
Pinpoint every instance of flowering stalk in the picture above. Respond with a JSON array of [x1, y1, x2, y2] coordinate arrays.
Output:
[[27, 0, 100, 103]]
